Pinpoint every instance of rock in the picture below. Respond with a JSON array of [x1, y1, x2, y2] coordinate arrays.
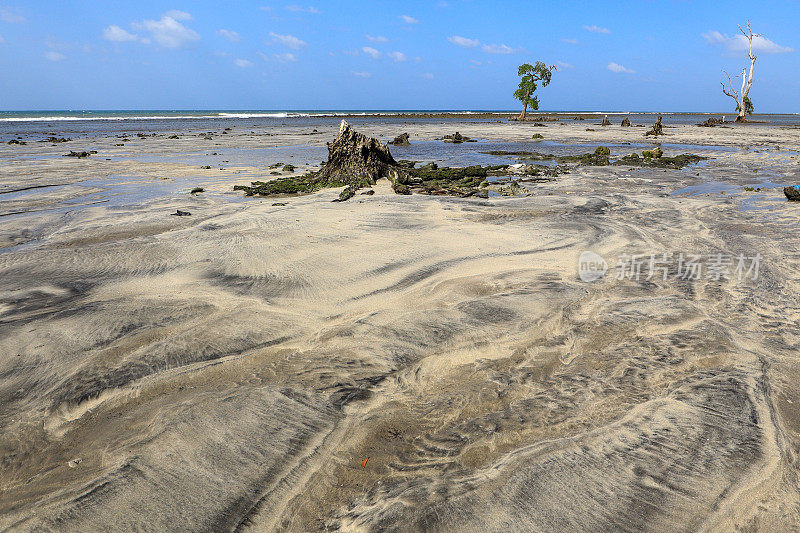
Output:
[[8, 139, 26, 145], [419, 162, 438, 171], [642, 147, 663, 159], [201, 165, 211, 169], [594, 146, 611, 156], [282, 164, 295, 172], [64, 151, 93, 158], [171, 210, 191, 216], [698, 117, 725, 127], [333, 185, 358, 202], [784, 186, 800, 201], [443, 132, 473, 143], [272, 202, 287, 206], [190, 187, 204, 194], [645, 115, 664, 136], [532, 133, 544, 139], [621, 117, 631, 127], [361, 189, 375, 195], [393, 182, 411, 194], [389, 133, 411, 146], [42, 136, 71, 143], [601, 115, 611, 126], [168, 135, 179, 139]]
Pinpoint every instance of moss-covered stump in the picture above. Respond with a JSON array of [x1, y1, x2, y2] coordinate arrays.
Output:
[[234, 120, 410, 197]]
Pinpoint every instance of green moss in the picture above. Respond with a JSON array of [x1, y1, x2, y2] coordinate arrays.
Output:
[[532, 133, 544, 139], [594, 146, 610, 156], [612, 153, 705, 169]]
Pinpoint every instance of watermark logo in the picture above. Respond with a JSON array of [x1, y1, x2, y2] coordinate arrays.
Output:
[[578, 250, 761, 282], [578, 251, 608, 282]]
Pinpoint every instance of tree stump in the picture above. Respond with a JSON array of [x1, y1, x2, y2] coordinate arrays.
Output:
[[645, 115, 664, 136], [318, 120, 406, 186]]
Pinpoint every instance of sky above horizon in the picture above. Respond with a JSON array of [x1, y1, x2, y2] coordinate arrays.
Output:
[[0, 1, 798, 112]]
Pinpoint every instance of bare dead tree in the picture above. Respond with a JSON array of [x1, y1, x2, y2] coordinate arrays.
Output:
[[721, 21, 758, 122]]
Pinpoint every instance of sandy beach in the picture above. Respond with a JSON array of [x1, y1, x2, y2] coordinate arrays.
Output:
[[1, 117, 800, 531]]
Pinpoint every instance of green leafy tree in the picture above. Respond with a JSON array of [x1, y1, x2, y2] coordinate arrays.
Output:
[[513, 62, 556, 120], [736, 95, 754, 116]]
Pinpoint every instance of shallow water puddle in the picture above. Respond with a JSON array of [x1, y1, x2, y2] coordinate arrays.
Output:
[[111, 145, 328, 168]]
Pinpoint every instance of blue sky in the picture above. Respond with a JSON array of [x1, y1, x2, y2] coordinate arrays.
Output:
[[0, 0, 797, 111]]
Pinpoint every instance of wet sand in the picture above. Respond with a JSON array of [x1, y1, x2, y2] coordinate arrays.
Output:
[[1, 119, 800, 531]]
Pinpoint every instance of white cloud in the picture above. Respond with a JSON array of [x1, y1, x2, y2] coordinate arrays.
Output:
[[132, 12, 200, 48], [285, 5, 321, 13], [448, 35, 479, 48], [217, 29, 241, 42], [274, 52, 297, 62], [420, 72, 434, 79], [269, 31, 306, 49], [702, 30, 793, 54], [103, 25, 139, 42], [562, 38, 579, 44], [482, 43, 519, 54], [388, 51, 407, 62], [234, 58, 253, 67], [584, 25, 610, 34], [557, 61, 574, 69], [362, 46, 381, 59], [45, 51, 65, 62], [0, 6, 24, 23], [607, 62, 634, 73], [400, 15, 419, 24], [365, 34, 388, 43], [164, 10, 192, 21], [352, 71, 371, 78]]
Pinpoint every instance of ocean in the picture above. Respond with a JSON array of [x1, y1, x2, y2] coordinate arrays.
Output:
[[1, 110, 798, 141]]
